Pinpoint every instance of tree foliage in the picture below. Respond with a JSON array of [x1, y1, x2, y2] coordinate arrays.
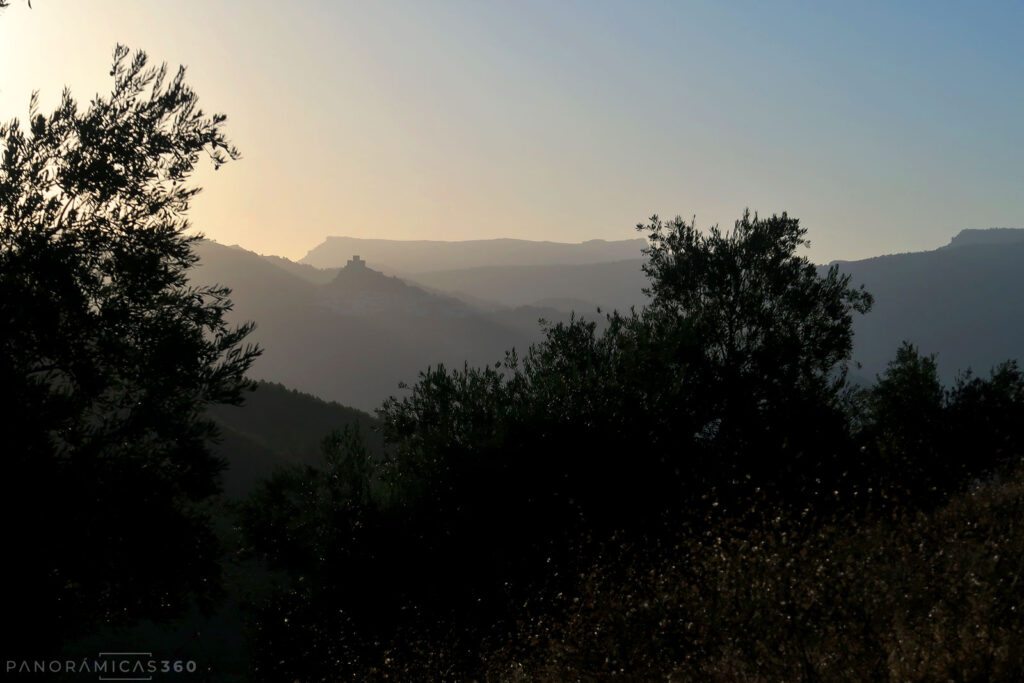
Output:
[[858, 342, 1024, 504], [639, 211, 873, 465], [642, 212, 873, 375], [238, 210, 882, 678], [0, 45, 258, 645]]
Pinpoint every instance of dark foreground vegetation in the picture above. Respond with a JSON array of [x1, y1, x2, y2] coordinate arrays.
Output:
[[4, 45, 1024, 681], [483, 466, 1024, 681], [235, 216, 1024, 680]]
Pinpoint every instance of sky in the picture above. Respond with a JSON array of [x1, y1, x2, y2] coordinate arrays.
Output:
[[1, 0, 1021, 262]]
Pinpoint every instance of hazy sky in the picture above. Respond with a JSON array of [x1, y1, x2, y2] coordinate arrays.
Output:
[[1, 1, 1021, 262]]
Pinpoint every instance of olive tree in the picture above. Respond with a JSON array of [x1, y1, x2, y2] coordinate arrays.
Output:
[[637, 211, 873, 482], [0, 45, 259, 644]]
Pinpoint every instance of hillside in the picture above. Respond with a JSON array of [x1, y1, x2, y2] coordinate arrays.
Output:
[[209, 380, 379, 497], [191, 240, 314, 313], [837, 229, 1024, 381], [943, 228, 1024, 249], [191, 242, 567, 411], [300, 236, 647, 271], [195, 227, 1024, 405], [316, 255, 470, 316], [260, 253, 340, 285]]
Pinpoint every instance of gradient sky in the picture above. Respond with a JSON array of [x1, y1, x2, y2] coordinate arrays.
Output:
[[1, 1, 1021, 262]]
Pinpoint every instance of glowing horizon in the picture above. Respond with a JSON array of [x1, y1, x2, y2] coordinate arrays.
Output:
[[2, 0, 1021, 262]]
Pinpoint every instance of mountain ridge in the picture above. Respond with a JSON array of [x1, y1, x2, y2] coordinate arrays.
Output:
[[300, 235, 647, 271], [190, 240, 573, 410], [944, 227, 1024, 249], [195, 226, 1024, 409]]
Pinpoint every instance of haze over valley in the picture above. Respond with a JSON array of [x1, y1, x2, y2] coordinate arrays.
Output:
[[194, 226, 1024, 411]]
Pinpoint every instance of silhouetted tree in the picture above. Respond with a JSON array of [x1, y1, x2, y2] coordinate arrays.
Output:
[[638, 211, 873, 485], [0, 45, 258, 648], [238, 210, 876, 679], [858, 343, 1024, 505], [860, 343, 945, 500], [946, 360, 1024, 479]]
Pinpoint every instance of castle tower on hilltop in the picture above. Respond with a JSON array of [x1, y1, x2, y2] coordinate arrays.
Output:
[[346, 255, 366, 269]]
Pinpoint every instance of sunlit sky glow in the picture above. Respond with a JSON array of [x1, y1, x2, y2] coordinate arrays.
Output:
[[1, 0, 1021, 261]]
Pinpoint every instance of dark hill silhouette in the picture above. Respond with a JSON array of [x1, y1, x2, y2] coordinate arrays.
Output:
[[261, 252, 340, 284], [192, 240, 314, 311], [197, 226, 1024, 407], [208, 380, 378, 497], [257, 252, 525, 311], [942, 228, 1024, 249], [300, 236, 647, 271], [316, 255, 472, 316], [833, 228, 1024, 381], [191, 241, 571, 410]]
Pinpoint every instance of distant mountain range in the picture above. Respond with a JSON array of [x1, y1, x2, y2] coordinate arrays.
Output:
[[832, 228, 1024, 382], [195, 227, 1024, 417], [257, 248, 649, 313], [942, 228, 1024, 249], [300, 236, 647, 272], [191, 241, 578, 412], [315, 256, 471, 316]]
